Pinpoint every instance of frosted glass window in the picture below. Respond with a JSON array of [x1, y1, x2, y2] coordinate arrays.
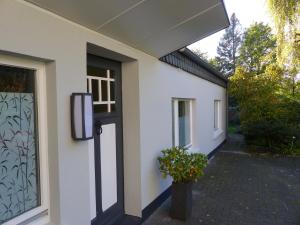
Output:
[[173, 99, 192, 148], [0, 65, 40, 223], [178, 101, 191, 147], [214, 100, 221, 130]]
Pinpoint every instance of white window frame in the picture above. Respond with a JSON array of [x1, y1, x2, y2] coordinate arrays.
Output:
[[173, 98, 193, 148], [87, 69, 116, 113], [214, 100, 221, 131], [0, 55, 50, 225], [213, 100, 223, 139]]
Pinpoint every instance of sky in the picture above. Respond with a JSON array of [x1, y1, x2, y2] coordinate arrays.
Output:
[[188, 0, 274, 59]]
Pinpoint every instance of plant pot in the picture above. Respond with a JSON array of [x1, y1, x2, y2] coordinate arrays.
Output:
[[170, 181, 193, 221]]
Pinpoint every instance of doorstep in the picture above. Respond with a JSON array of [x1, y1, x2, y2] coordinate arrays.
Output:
[[115, 215, 141, 225]]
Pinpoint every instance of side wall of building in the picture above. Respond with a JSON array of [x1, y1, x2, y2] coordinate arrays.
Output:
[[0, 1, 226, 224], [138, 60, 226, 209]]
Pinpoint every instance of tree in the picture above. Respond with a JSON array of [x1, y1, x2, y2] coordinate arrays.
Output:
[[208, 58, 219, 69], [267, 0, 300, 71], [190, 48, 209, 61], [267, 0, 300, 99], [229, 64, 300, 153], [215, 13, 242, 77], [238, 22, 276, 74], [190, 49, 221, 72]]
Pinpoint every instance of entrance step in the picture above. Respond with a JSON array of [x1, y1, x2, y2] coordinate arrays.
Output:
[[115, 215, 141, 225]]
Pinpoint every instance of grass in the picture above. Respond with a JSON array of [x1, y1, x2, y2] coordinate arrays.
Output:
[[228, 125, 240, 134], [289, 148, 300, 156]]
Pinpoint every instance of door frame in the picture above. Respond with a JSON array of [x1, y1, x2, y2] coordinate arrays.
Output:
[[87, 54, 124, 225]]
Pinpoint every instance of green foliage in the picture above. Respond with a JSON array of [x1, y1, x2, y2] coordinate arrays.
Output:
[[228, 124, 240, 134], [190, 48, 209, 61], [267, 0, 300, 72], [214, 8, 300, 155], [215, 13, 243, 77], [230, 64, 300, 154], [238, 23, 276, 74], [243, 119, 300, 155], [157, 147, 208, 183], [267, 0, 300, 101], [208, 58, 219, 69], [229, 21, 300, 154]]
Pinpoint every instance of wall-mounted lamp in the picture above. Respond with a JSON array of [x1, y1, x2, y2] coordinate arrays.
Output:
[[71, 93, 94, 140]]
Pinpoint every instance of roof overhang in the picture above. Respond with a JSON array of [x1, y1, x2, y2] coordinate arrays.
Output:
[[25, 0, 229, 58]]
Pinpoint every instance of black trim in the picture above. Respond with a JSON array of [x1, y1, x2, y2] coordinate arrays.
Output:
[[115, 215, 141, 225], [180, 48, 227, 82], [141, 186, 171, 222], [160, 48, 228, 88], [141, 139, 226, 223], [207, 139, 226, 159], [92, 214, 141, 225], [88, 54, 125, 225], [91, 217, 97, 225]]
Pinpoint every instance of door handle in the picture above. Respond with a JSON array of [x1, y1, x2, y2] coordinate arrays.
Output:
[[95, 121, 103, 135]]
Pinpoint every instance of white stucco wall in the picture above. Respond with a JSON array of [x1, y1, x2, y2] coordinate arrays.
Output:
[[0, 1, 144, 224], [0, 0, 226, 224], [120, 53, 226, 212], [138, 60, 226, 208]]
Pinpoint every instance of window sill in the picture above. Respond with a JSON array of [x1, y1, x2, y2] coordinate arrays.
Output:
[[183, 143, 192, 150], [3, 208, 49, 225], [213, 129, 224, 140], [27, 216, 50, 225]]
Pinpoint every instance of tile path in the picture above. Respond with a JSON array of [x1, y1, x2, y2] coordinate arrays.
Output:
[[142, 134, 300, 225]]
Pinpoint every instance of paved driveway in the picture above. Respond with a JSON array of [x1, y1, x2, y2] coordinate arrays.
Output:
[[142, 135, 300, 225]]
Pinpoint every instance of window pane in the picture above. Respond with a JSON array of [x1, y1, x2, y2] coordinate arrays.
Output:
[[214, 101, 219, 129], [101, 80, 108, 101], [111, 104, 116, 112], [87, 67, 117, 114], [87, 66, 106, 78], [0, 66, 35, 93], [91, 79, 99, 102], [178, 101, 191, 147], [0, 65, 40, 223], [110, 81, 115, 101]]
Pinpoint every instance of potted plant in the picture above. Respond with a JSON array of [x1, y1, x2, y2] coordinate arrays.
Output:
[[158, 146, 208, 221]]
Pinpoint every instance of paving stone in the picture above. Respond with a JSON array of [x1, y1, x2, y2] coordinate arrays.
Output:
[[142, 134, 300, 225]]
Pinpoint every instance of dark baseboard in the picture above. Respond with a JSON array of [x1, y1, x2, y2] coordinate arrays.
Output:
[[91, 217, 97, 225], [141, 139, 226, 222], [91, 214, 141, 225], [207, 139, 226, 159], [117, 215, 141, 225], [141, 185, 171, 222], [92, 139, 226, 225]]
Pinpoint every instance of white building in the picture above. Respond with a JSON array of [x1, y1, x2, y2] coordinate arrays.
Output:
[[0, 1, 229, 225]]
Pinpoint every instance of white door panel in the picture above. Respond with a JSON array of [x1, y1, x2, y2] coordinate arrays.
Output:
[[100, 123, 117, 211]]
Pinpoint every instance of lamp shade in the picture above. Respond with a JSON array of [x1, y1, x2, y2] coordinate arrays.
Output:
[[71, 93, 94, 140]]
